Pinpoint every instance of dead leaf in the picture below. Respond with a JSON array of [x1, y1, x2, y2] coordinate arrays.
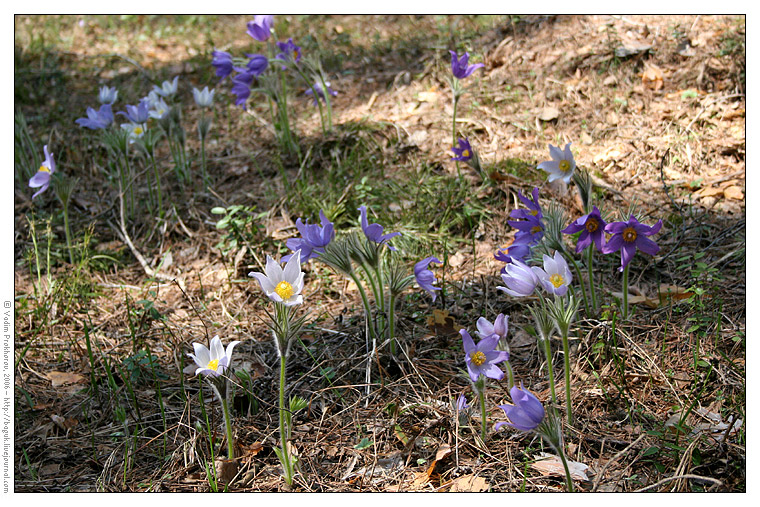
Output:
[[50, 414, 78, 431], [538, 106, 559, 122], [434, 443, 452, 462], [532, 452, 590, 481], [723, 186, 744, 200], [426, 309, 459, 337], [448, 474, 489, 492], [213, 458, 239, 485], [641, 63, 664, 90], [47, 371, 85, 387], [40, 463, 61, 476], [448, 251, 466, 267]]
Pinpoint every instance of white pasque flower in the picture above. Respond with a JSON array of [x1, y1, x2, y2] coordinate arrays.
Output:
[[193, 86, 215, 108], [537, 142, 576, 183], [532, 250, 573, 296], [184, 335, 241, 377], [249, 250, 305, 306]]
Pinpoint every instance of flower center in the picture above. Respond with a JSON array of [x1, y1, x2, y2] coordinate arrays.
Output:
[[549, 273, 565, 288], [462, 149, 470, 158], [470, 350, 486, 367], [530, 225, 542, 234], [530, 210, 539, 216], [39, 165, 50, 173], [559, 160, 571, 172], [275, 281, 294, 300], [585, 218, 598, 233], [134, 126, 144, 135], [206, 359, 219, 371], [623, 227, 637, 243]]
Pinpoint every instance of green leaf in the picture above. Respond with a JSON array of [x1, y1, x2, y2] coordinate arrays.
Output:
[[354, 437, 372, 450], [211, 207, 227, 215]]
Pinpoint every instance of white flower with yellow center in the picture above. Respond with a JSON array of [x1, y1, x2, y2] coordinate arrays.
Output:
[[532, 250, 573, 296], [249, 250, 305, 306], [184, 335, 241, 377], [537, 142, 576, 183]]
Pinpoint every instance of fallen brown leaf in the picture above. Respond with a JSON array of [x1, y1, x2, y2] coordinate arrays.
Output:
[[723, 185, 744, 200], [46, 371, 85, 387], [449, 474, 489, 492], [531, 452, 590, 481]]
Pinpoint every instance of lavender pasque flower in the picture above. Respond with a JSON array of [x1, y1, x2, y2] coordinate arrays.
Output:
[[236, 54, 268, 76], [460, 329, 509, 382], [249, 250, 305, 306], [247, 15, 274, 42], [211, 50, 234, 81], [532, 250, 573, 296], [28, 145, 55, 199], [449, 50, 484, 79], [562, 205, 607, 253], [75, 103, 114, 130], [414, 256, 442, 301], [184, 335, 241, 378], [476, 314, 508, 342], [118, 99, 150, 124], [284, 210, 335, 263], [358, 205, 400, 248], [603, 215, 663, 271], [495, 383, 545, 431], [498, 259, 540, 297], [450, 137, 473, 162], [538, 142, 576, 183], [509, 187, 543, 221], [230, 72, 256, 108], [275, 38, 301, 68]]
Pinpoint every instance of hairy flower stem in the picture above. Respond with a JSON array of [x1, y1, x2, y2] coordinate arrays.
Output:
[[504, 360, 515, 390], [622, 264, 630, 319], [452, 95, 462, 181], [278, 353, 293, 485], [542, 336, 558, 404], [557, 444, 575, 492], [221, 396, 234, 460], [561, 325, 573, 425], [149, 150, 163, 218], [566, 253, 590, 316], [62, 201, 74, 265], [294, 67, 327, 135], [587, 247, 597, 312], [200, 133, 208, 191], [389, 292, 397, 355], [349, 270, 377, 345], [478, 382, 488, 443]]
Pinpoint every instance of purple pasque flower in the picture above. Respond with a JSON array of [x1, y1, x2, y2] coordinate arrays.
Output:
[[118, 99, 150, 124], [275, 38, 301, 69], [494, 236, 532, 265], [456, 394, 469, 411], [153, 76, 179, 98], [509, 214, 544, 246], [304, 81, 337, 105], [603, 215, 663, 271], [211, 50, 234, 81], [538, 142, 576, 183], [75, 103, 114, 130], [184, 335, 241, 377], [358, 205, 401, 249], [495, 383, 545, 431], [476, 314, 508, 342], [284, 210, 335, 263], [235, 54, 268, 76], [247, 15, 274, 42], [562, 206, 607, 253], [29, 145, 55, 199], [498, 258, 540, 297], [98, 85, 118, 105], [532, 250, 573, 296], [449, 50, 485, 79], [460, 329, 509, 382], [414, 256, 442, 301], [451, 137, 473, 162], [230, 71, 256, 108], [509, 187, 543, 221]]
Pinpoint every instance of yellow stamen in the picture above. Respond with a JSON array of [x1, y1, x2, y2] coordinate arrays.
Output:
[[530, 210, 539, 216], [585, 218, 598, 233], [275, 280, 294, 300], [134, 126, 144, 135], [470, 351, 486, 367], [559, 160, 571, 172], [549, 273, 565, 288], [623, 227, 637, 243], [530, 225, 542, 234], [462, 149, 470, 158], [206, 359, 219, 371], [39, 165, 50, 173]]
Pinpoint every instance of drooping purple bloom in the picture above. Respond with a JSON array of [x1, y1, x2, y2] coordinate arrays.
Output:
[[494, 239, 532, 265], [29, 145, 55, 199], [98, 85, 118, 105], [538, 143, 576, 183], [449, 50, 485, 79], [562, 206, 607, 253], [247, 15, 274, 42], [230, 72, 256, 109], [602, 215, 663, 271], [451, 137, 473, 162], [211, 50, 234, 81], [495, 383, 545, 432], [497, 259, 539, 298], [460, 329, 509, 382], [509, 187, 543, 221], [414, 256, 442, 301], [75, 103, 114, 130], [284, 210, 335, 263], [532, 250, 573, 297], [118, 99, 150, 124], [358, 205, 400, 249], [456, 394, 469, 412], [509, 214, 544, 246], [476, 314, 508, 342], [304, 81, 337, 105], [235, 54, 268, 76], [275, 38, 301, 69]]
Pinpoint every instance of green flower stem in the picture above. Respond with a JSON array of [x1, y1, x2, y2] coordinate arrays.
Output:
[[200, 130, 208, 191], [221, 394, 234, 460], [149, 150, 163, 218], [504, 360, 515, 390], [557, 444, 575, 492], [587, 247, 597, 312], [278, 353, 293, 485], [389, 292, 397, 355], [566, 254, 590, 316], [622, 263, 630, 319], [560, 324, 573, 425], [452, 94, 462, 181], [542, 336, 557, 405], [294, 66, 327, 135], [349, 270, 377, 344], [478, 381, 488, 443], [62, 201, 74, 265]]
